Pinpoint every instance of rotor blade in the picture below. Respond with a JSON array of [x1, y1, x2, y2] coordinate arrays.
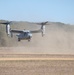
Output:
[[35, 21, 49, 25], [0, 21, 12, 25]]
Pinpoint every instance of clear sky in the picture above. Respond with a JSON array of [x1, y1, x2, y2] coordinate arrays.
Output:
[[0, 0, 74, 24]]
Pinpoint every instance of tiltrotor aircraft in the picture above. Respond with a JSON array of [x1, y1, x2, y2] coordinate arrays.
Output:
[[0, 21, 48, 41]]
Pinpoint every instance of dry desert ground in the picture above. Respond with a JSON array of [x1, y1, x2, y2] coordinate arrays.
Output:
[[0, 54, 74, 75]]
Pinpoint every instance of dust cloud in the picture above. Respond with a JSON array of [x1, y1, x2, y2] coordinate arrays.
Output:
[[0, 21, 74, 54]]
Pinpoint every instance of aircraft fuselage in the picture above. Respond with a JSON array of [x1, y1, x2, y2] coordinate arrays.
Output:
[[17, 31, 32, 41]]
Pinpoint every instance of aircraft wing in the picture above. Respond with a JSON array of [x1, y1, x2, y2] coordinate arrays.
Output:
[[30, 30, 41, 33], [11, 30, 23, 33]]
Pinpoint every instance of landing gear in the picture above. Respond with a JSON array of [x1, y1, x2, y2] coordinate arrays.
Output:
[[28, 36, 31, 42], [28, 39, 31, 42], [18, 38, 21, 41]]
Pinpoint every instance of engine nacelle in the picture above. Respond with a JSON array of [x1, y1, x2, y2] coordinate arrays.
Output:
[[6, 24, 11, 35], [41, 25, 45, 36]]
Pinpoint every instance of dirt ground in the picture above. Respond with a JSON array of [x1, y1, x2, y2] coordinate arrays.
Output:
[[0, 54, 74, 75]]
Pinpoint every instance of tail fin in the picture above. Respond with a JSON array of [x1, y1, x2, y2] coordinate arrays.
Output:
[[41, 25, 45, 37]]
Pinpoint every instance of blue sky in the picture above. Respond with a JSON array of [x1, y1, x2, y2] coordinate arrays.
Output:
[[0, 0, 74, 24]]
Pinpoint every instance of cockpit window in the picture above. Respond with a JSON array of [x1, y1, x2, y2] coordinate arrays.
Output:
[[24, 32, 29, 35]]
